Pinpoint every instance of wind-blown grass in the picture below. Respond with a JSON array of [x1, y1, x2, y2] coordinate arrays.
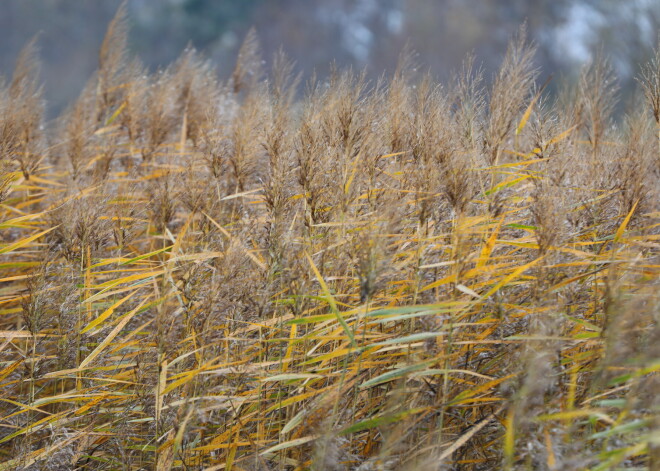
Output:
[[0, 7, 658, 471]]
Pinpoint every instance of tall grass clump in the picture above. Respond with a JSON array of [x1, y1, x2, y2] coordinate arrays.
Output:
[[0, 9, 658, 471]]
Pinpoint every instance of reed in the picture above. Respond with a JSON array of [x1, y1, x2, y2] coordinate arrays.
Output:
[[0, 7, 658, 471]]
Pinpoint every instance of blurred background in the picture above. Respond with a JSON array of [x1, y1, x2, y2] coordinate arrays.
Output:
[[1, 0, 658, 117]]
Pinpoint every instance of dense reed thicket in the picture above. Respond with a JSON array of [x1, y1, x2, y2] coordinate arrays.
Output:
[[0, 6, 658, 470]]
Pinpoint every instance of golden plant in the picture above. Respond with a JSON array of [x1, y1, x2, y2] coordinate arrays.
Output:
[[0, 9, 658, 471]]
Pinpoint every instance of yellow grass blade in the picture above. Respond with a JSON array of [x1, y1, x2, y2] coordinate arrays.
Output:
[[614, 199, 639, 243], [79, 298, 148, 369], [81, 290, 138, 334], [304, 251, 356, 348], [0, 226, 58, 254]]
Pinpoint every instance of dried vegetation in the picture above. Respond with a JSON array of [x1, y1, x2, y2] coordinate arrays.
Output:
[[0, 7, 658, 471]]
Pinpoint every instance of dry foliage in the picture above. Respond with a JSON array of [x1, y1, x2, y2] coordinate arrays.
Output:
[[0, 10, 658, 471]]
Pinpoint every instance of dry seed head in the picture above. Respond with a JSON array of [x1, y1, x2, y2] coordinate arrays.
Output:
[[0, 160, 15, 204], [297, 93, 332, 226], [577, 54, 618, 152], [197, 110, 232, 181], [531, 181, 564, 254], [141, 71, 178, 161], [615, 109, 656, 214], [9, 36, 41, 102], [263, 67, 297, 222], [21, 269, 50, 335], [485, 25, 538, 164], [229, 89, 267, 192], [271, 48, 300, 110], [172, 47, 220, 144], [385, 47, 416, 154], [452, 53, 486, 152], [232, 27, 263, 94], [97, 0, 129, 119], [119, 58, 148, 144], [179, 161, 208, 213], [47, 196, 113, 262], [638, 41, 660, 123], [62, 87, 95, 181], [3, 37, 45, 179], [93, 131, 119, 182], [147, 174, 178, 233]]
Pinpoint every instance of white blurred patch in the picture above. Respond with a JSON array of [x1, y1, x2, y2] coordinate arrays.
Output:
[[553, 2, 605, 64]]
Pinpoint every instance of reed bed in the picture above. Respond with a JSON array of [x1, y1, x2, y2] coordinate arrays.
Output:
[[0, 7, 658, 470]]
